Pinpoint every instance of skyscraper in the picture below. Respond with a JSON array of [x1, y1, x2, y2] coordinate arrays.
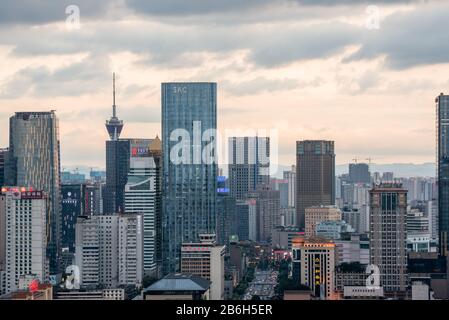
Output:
[[5, 111, 61, 273], [349, 163, 371, 184], [369, 183, 407, 294], [296, 140, 335, 230], [247, 186, 280, 243], [162, 82, 217, 274], [437, 93, 449, 256], [0, 187, 49, 294], [283, 165, 296, 208], [0, 148, 7, 187], [228, 136, 270, 200], [75, 214, 143, 288], [124, 138, 162, 275], [104, 74, 129, 214]]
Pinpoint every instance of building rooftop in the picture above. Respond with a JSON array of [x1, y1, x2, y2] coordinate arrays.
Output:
[[143, 274, 211, 293]]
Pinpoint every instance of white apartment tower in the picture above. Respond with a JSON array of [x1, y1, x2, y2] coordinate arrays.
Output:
[[0, 187, 49, 294], [75, 214, 143, 289]]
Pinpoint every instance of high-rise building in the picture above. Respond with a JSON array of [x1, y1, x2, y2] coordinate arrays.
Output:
[[0, 148, 7, 187], [305, 205, 341, 238], [369, 183, 407, 294], [181, 234, 225, 300], [437, 93, 449, 256], [0, 187, 49, 294], [104, 139, 130, 214], [228, 136, 270, 200], [382, 172, 394, 182], [61, 184, 84, 253], [296, 140, 335, 230], [349, 163, 371, 184], [162, 82, 217, 274], [124, 138, 161, 275], [4, 111, 61, 273], [75, 214, 143, 288], [283, 165, 296, 208], [293, 237, 336, 300], [216, 178, 237, 246], [247, 186, 280, 243]]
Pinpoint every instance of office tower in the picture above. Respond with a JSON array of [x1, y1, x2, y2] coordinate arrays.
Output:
[[84, 182, 103, 215], [5, 111, 61, 273], [0, 148, 7, 187], [296, 140, 335, 230], [124, 138, 162, 275], [216, 177, 237, 246], [305, 205, 341, 238], [105, 139, 130, 214], [271, 178, 289, 208], [228, 136, 270, 201], [369, 183, 407, 294], [75, 214, 143, 288], [294, 237, 336, 299], [382, 172, 394, 182], [0, 188, 49, 294], [280, 207, 297, 227], [349, 163, 371, 184], [181, 234, 225, 300], [437, 93, 449, 256], [235, 200, 250, 241], [162, 82, 217, 274], [247, 186, 280, 243], [61, 184, 84, 253], [283, 165, 296, 208]]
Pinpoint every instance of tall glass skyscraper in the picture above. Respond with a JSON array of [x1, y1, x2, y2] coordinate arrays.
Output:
[[5, 111, 61, 273], [437, 93, 449, 256], [162, 82, 217, 274]]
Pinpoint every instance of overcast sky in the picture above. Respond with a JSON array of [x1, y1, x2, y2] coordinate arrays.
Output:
[[0, 0, 447, 170]]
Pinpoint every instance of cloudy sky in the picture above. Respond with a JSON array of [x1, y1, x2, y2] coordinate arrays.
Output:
[[0, 0, 448, 171]]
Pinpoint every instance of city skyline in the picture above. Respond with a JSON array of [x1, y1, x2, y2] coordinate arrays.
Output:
[[1, 0, 448, 168]]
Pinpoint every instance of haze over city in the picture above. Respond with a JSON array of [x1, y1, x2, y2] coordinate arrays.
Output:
[[1, 0, 447, 170]]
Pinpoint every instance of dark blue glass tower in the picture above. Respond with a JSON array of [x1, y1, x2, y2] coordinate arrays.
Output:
[[162, 82, 217, 274], [437, 93, 449, 256]]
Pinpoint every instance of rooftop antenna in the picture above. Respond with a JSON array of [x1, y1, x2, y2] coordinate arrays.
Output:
[[112, 72, 116, 118]]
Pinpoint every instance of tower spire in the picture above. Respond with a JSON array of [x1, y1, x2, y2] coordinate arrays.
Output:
[[105, 72, 124, 141], [113, 72, 116, 118]]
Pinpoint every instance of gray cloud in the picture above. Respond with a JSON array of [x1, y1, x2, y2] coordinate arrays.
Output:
[[344, 3, 449, 69], [0, 0, 112, 25], [222, 76, 323, 96], [0, 54, 110, 98], [125, 0, 421, 16]]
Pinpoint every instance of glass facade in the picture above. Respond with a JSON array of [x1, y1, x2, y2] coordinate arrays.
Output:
[[162, 82, 217, 274], [5, 111, 61, 273], [437, 94, 449, 256], [104, 139, 130, 214]]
